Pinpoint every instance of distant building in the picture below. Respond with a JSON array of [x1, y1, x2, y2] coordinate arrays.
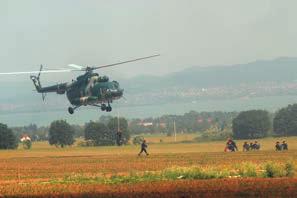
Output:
[[159, 122, 166, 128], [138, 122, 153, 127], [20, 135, 31, 142]]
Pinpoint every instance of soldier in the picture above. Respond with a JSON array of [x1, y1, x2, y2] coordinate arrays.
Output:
[[249, 142, 254, 150], [275, 141, 282, 151], [282, 140, 288, 150], [226, 138, 238, 152], [243, 141, 250, 151], [138, 140, 149, 156], [253, 141, 260, 150]]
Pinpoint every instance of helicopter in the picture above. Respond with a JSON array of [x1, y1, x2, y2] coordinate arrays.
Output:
[[0, 54, 159, 114]]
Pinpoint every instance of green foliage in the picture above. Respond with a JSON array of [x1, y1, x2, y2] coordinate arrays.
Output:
[[84, 117, 130, 146], [129, 111, 237, 135], [84, 121, 112, 146], [76, 140, 96, 147], [22, 140, 32, 150], [162, 166, 226, 180], [48, 120, 75, 148], [285, 161, 295, 177], [196, 128, 233, 142], [108, 117, 130, 145], [236, 163, 257, 177], [273, 104, 297, 136], [263, 162, 286, 178], [233, 110, 271, 139], [132, 136, 144, 145], [0, 123, 18, 149]]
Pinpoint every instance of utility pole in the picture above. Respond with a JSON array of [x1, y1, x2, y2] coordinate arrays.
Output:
[[174, 120, 176, 142], [117, 109, 120, 133]]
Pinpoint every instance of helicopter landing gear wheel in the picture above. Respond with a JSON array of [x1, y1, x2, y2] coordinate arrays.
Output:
[[68, 107, 74, 114], [101, 104, 107, 111], [106, 106, 112, 112]]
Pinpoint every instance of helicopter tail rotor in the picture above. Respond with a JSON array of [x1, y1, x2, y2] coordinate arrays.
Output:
[[30, 65, 46, 101]]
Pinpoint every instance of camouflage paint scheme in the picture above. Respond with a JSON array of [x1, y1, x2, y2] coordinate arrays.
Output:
[[31, 70, 123, 114]]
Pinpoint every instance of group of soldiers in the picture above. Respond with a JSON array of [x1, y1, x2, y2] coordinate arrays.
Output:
[[275, 141, 288, 151], [242, 141, 261, 151], [224, 138, 289, 152], [138, 138, 289, 156]]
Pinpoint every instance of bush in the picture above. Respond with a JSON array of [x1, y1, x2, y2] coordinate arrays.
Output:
[[77, 140, 96, 147], [22, 140, 32, 150], [196, 129, 232, 142], [237, 163, 257, 177], [0, 123, 18, 149], [263, 162, 286, 178], [132, 136, 144, 145], [285, 161, 295, 177]]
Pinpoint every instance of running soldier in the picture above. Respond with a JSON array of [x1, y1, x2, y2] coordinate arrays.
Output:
[[138, 140, 149, 156]]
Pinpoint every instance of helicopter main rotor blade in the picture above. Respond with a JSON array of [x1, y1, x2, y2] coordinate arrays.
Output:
[[68, 64, 86, 70], [0, 69, 79, 75], [92, 54, 160, 70]]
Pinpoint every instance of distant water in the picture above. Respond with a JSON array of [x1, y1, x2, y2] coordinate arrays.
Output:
[[1, 95, 297, 126]]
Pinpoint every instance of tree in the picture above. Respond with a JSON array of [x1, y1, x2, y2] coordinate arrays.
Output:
[[48, 120, 75, 148], [232, 110, 271, 139], [84, 121, 113, 146], [132, 136, 144, 145], [274, 104, 297, 136], [0, 123, 18, 149], [108, 117, 130, 145]]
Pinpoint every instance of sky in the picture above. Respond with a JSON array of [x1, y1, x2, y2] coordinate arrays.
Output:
[[1, 0, 297, 126], [0, 0, 296, 81]]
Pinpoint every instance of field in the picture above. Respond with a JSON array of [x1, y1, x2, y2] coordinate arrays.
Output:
[[0, 136, 297, 197]]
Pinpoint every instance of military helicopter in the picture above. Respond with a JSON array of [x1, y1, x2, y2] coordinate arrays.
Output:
[[0, 54, 159, 114]]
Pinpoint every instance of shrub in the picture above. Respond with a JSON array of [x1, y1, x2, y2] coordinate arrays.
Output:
[[22, 140, 32, 150], [285, 161, 295, 177], [132, 136, 144, 145], [237, 163, 257, 177], [263, 162, 286, 178]]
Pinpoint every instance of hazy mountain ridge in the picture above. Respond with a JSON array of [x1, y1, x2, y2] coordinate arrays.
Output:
[[122, 57, 297, 91]]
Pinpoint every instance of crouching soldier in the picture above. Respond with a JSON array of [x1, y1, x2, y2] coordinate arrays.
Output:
[[138, 140, 149, 156], [282, 141, 288, 150], [243, 142, 250, 152], [253, 141, 261, 150], [225, 138, 238, 152]]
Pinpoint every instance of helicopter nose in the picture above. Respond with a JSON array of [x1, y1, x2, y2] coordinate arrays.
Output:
[[109, 88, 124, 97], [118, 89, 124, 97]]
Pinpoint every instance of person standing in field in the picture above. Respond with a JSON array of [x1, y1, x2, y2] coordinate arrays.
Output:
[[138, 140, 149, 156], [282, 140, 288, 150], [275, 141, 282, 151]]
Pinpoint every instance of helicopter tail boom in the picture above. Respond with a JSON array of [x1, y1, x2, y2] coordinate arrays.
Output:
[[30, 65, 68, 101]]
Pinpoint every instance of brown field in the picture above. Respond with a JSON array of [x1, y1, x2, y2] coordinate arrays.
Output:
[[0, 136, 297, 197]]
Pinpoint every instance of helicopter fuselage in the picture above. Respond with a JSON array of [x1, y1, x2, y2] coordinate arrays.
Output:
[[31, 71, 123, 113], [66, 72, 123, 106]]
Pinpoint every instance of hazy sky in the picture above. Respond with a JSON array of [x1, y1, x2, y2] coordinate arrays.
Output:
[[0, 0, 296, 80]]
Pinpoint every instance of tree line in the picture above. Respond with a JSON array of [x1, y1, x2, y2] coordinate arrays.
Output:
[[1, 104, 297, 149], [233, 104, 297, 139]]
